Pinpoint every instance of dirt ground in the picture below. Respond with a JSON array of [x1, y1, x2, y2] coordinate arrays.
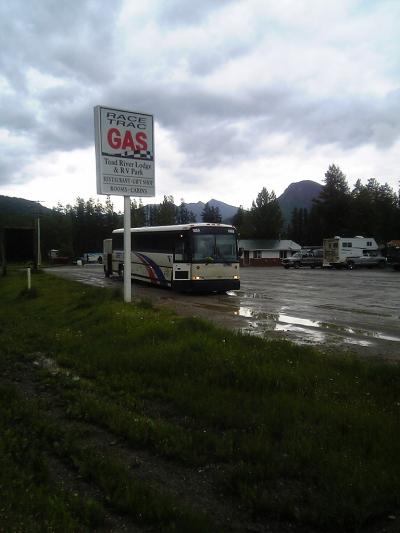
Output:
[[46, 264, 400, 360]]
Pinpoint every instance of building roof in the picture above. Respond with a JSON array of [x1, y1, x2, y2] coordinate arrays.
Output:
[[238, 239, 301, 251]]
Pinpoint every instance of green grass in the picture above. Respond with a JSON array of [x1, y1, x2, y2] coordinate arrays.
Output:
[[0, 384, 106, 532], [1, 268, 400, 531], [0, 383, 214, 532]]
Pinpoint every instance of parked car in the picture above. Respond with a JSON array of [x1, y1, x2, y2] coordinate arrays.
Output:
[[83, 252, 103, 264], [282, 249, 323, 269], [346, 251, 386, 269]]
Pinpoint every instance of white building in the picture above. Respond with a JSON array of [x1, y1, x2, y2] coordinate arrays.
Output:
[[239, 239, 301, 266]]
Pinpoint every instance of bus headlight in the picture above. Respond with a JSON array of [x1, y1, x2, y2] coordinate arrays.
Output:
[[193, 276, 202, 280], [233, 275, 239, 280]]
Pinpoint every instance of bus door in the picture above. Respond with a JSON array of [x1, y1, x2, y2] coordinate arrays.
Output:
[[173, 233, 191, 283]]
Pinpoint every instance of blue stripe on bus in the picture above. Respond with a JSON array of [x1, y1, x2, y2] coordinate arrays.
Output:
[[135, 253, 168, 286]]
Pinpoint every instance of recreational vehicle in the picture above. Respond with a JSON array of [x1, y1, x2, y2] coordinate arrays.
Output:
[[323, 236, 385, 269]]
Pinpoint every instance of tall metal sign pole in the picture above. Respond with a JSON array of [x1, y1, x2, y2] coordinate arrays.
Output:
[[123, 195, 132, 302], [94, 106, 155, 303]]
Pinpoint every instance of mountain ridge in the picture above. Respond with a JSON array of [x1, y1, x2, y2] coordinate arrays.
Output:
[[184, 199, 238, 222], [278, 180, 323, 223], [184, 181, 323, 222]]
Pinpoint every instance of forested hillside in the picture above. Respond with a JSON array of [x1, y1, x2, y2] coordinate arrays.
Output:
[[232, 165, 400, 246], [1, 164, 399, 257], [0, 196, 50, 225]]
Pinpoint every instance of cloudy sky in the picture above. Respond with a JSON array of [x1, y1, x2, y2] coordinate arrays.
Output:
[[0, 0, 399, 211]]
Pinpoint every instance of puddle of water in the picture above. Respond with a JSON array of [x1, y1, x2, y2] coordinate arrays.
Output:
[[242, 322, 378, 349], [275, 323, 326, 343], [237, 310, 399, 348], [343, 337, 373, 347], [276, 315, 400, 344], [370, 332, 400, 342], [234, 307, 281, 322], [241, 292, 273, 300], [235, 306, 253, 318], [278, 314, 321, 328]]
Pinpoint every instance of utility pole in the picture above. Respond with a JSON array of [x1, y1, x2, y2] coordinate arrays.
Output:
[[37, 216, 41, 268], [0, 227, 6, 276], [33, 201, 46, 269]]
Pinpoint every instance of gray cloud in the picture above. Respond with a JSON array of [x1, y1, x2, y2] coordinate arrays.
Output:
[[2, 79, 400, 187], [1, 0, 399, 189], [106, 84, 400, 166], [156, 0, 237, 26], [0, 0, 120, 90]]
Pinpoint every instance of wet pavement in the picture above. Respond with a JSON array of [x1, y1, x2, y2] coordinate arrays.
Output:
[[46, 264, 400, 360]]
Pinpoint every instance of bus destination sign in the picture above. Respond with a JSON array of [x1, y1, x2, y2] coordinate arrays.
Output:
[[94, 106, 155, 197]]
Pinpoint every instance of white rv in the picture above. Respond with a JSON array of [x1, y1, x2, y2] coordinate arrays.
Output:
[[323, 236, 383, 268]]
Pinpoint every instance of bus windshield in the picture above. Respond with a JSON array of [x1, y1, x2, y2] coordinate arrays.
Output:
[[192, 233, 237, 263]]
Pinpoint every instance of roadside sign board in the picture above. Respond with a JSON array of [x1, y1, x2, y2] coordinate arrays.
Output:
[[94, 106, 155, 197]]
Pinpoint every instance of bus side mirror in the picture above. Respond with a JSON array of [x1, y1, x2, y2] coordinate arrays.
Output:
[[238, 247, 244, 257]]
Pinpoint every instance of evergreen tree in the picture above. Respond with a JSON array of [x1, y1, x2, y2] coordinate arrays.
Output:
[[156, 195, 177, 225], [232, 206, 252, 238], [313, 164, 351, 239], [147, 204, 160, 226], [105, 196, 122, 233], [350, 178, 400, 242], [85, 198, 101, 252], [287, 207, 300, 243], [42, 206, 73, 257], [250, 187, 283, 239], [351, 179, 376, 237], [201, 202, 222, 223], [177, 199, 196, 224], [302, 208, 310, 243], [131, 199, 146, 227], [188, 210, 197, 223], [72, 197, 87, 254], [374, 180, 398, 241]]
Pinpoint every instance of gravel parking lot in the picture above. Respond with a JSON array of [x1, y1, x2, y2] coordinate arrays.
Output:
[[46, 264, 400, 360]]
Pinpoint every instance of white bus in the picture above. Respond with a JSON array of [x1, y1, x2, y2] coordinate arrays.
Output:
[[103, 223, 240, 292]]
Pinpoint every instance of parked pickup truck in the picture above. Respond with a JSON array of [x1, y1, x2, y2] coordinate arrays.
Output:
[[346, 251, 386, 269], [282, 249, 323, 269], [387, 241, 400, 271]]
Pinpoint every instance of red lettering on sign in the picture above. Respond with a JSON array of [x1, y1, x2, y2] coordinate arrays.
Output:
[[136, 132, 148, 151], [107, 128, 121, 149], [107, 128, 149, 152], [121, 130, 136, 151]]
